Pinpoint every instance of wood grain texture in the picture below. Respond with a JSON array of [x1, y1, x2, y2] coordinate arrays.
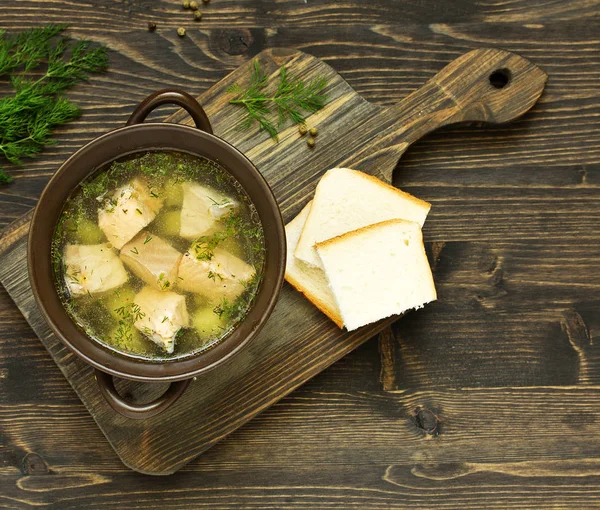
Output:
[[1, 0, 599, 507], [1, 45, 548, 475]]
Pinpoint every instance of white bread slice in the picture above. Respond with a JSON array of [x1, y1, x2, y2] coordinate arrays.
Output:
[[284, 202, 343, 328], [316, 219, 436, 331], [295, 168, 431, 267]]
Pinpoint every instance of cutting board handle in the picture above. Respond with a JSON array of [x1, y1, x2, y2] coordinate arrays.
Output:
[[346, 48, 548, 182]]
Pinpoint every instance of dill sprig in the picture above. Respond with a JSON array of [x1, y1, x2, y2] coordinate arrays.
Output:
[[227, 60, 328, 141], [0, 25, 109, 183]]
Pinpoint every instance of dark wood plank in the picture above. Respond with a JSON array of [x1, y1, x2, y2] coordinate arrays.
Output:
[[1, 44, 551, 474], [2, 0, 599, 30], [1, 0, 599, 506], [3, 384, 600, 508], [0, 22, 597, 237]]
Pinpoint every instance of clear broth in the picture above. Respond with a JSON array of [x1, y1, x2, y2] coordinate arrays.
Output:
[[51, 151, 265, 360]]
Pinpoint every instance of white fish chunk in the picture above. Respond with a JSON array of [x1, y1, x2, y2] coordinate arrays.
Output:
[[179, 182, 237, 240], [177, 246, 255, 301], [64, 243, 128, 296], [98, 178, 163, 250], [133, 287, 189, 354], [120, 231, 182, 291]]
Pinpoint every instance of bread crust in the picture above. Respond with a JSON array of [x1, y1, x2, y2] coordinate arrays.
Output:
[[295, 168, 430, 265], [284, 270, 344, 328], [315, 218, 422, 250], [343, 169, 431, 211], [285, 201, 344, 328]]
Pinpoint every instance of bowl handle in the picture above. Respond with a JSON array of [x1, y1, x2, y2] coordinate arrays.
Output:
[[126, 88, 213, 134], [95, 369, 191, 419]]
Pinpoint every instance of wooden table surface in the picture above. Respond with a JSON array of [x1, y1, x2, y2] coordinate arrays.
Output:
[[1, 1, 599, 508]]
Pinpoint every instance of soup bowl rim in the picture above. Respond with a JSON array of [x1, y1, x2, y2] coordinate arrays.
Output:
[[28, 120, 286, 383]]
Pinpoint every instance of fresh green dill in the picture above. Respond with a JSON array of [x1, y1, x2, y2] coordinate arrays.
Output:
[[114, 302, 145, 323], [212, 300, 228, 318], [207, 270, 224, 282], [212, 273, 261, 322], [0, 25, 109, 183], [157, 273, 171, 290], [135, 208, 143, 215], [191, 209, 264, 262], [0, 170, 12, 184], [51, 216, 65, 275], [82, 171, 110, 199], [113, 302, 145, 346], [191, 231, 229, 261], [227, 60, 328, 141], [114, 322, 133, 345], [130, 247, 139, 255], [144, 234, 153, 244], [161, 316, 169, 324]]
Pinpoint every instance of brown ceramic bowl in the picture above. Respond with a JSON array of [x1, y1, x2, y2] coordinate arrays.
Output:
[[28, 89, 286, 419]]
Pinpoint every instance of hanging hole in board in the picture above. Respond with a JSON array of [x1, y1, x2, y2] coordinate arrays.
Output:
[[489, 68, 511, 89]]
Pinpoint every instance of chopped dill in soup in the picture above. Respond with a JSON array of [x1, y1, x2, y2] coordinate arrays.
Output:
[[51, 151, 265, 359]]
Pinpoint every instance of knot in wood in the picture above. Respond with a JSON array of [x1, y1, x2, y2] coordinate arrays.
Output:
[[414, 407, 439, 436], [217, 29, 253, 56], [21, 453, 49, 475]]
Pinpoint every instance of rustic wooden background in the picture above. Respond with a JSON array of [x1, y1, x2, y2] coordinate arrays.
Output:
[[1, 0, 599, 508]]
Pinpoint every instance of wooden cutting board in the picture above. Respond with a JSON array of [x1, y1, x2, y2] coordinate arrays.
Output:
[[0, 48, 546, 475]]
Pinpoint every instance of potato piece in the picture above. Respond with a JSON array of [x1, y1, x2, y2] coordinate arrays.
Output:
[[133, 287, 189, 354], [153, 210, 181, 238], [98, 178, 164, 249], [191, 306, 228, 339], [108, 324, 154, 355], [164, 180, 184, 208], [101, 285, 137, 321], [73, 218, 104, 244], [219, 237, 245, 260], [64, 243, 128, 296], [120, 231, 182, 291]]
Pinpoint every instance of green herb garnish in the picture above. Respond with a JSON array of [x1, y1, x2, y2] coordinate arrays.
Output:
[[114, 302, 145, 323], [212, 274, 260, 322], [0, 25, 109, 183], [207, 270, 224, 282], [144, 234, 153, 244], [191, 231, 228, 261], [228, 60, 328, 141], [191, 209, 263, 262], [114, 322, 133, 345], [130, 247, 139, 255], [82, 172, 110, 199], [157, 273, 171, 291]]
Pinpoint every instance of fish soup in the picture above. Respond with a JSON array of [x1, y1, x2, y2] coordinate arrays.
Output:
[[51, 151, 266, 360]]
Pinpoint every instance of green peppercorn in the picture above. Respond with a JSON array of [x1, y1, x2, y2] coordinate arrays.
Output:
[[307, 138, 315, 148], [309, 127, 318, 137], [298, 124, 308, 136], [194, 10, 203, 20], [177, 27, 186, 37], [147, 21, 157, 31], [182, 0, 190, 8], [190, 0, 199, 9]]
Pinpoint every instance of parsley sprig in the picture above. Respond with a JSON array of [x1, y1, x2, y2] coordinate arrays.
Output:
[[0, 25, 108, 183], [227, 60, 328, 141]]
